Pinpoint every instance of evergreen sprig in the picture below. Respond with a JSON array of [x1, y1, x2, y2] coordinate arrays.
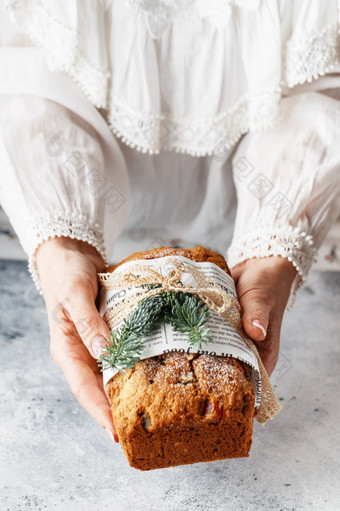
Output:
[[98, 289, 212, 373], [99, 294, 163, 373], [163, 292, 212, 348]]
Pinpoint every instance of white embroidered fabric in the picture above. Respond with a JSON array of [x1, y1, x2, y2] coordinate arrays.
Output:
[[227, 90, 340, 306], [0, 94, 130, 291], [113, 0, 262, 37], [0, 2, 339, 305], [1, 0, 339, 156]]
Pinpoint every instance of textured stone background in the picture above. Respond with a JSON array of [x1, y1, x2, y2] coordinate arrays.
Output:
[[0, 260, 339, 511]]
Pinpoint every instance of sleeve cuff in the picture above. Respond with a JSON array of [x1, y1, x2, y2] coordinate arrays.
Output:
[[25, 211, 108, 294], [227, 225, 317, 308]]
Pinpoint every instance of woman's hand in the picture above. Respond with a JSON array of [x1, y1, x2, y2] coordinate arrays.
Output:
[[230, 256, 297, 376], [36, 237, 118, 442]]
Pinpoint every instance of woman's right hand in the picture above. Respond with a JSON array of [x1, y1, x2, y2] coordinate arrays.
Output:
[[36, 236, 119, 442]]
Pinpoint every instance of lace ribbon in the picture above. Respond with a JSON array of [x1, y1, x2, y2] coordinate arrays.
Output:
[[98, 257, 282, 424]]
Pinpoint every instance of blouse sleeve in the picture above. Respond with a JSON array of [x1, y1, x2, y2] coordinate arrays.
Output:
[[0, 95, 130, 291], [227, 90, 340, 306]]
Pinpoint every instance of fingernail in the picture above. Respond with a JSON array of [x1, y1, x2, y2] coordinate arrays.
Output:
[[91, 336, 107, 358], [105, 427, 118, 443], [252, 320, 267, 337], [105, 427, 114, 442]]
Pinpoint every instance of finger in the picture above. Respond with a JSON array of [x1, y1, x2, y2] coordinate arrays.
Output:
[[238, 291, 270, 342], [64, 282, 111, 359], [59, 346, 119, 442], [50, 327, 119, 442], [254, 339, 279, 376], [253, 312, 282, 375]]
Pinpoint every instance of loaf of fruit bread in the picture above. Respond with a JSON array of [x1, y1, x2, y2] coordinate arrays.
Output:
[[104, 246, 255, 470]]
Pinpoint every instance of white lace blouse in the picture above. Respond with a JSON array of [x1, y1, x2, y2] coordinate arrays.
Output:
[[0, 0, 339, 305]]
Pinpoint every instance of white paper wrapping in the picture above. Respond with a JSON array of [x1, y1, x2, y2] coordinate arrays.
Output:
[[99, 255, 261, 407]]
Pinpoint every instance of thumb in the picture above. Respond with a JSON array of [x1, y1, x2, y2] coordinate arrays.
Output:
[[238, 291, 270, 342], [66, 283, 110, 358]]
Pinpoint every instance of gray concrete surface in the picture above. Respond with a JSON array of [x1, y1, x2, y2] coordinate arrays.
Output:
[[0, 260, 339, 511]]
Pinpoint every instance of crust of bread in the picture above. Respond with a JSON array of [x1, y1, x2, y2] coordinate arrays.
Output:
[[104, 246, 254, 470]]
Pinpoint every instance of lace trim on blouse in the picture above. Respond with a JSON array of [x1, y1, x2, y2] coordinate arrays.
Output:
[[285, 23, 340, 87], [227, 226, 318, 308], [2, 0, 109, 108], [108, 88, 282, 156], [26, 212, 108, 293]]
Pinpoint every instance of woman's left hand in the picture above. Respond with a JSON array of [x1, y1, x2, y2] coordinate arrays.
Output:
[[231, 256, 297, 376]]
